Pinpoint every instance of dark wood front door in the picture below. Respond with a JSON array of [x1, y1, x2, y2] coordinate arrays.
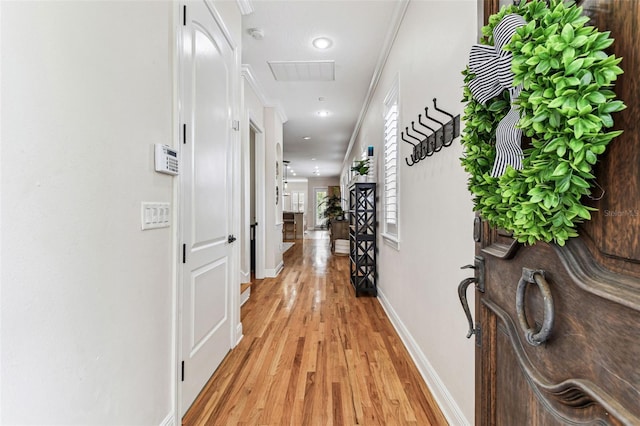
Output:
[[469, 1, 640, 424]]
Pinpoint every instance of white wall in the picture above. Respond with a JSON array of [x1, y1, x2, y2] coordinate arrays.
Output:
[[343, 1, 478, 424], [1, 1, 176, 424], [240, 69, 285, 280], [283, 179, 307, 209]]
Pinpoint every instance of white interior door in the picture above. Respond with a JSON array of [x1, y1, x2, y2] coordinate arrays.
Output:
[[179, 0, 235, 414]]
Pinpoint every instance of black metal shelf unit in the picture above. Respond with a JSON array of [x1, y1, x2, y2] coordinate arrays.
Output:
[[349, 182, 377, 297]]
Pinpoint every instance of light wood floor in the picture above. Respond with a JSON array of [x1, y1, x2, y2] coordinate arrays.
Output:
[[183, 232, 448, 425]]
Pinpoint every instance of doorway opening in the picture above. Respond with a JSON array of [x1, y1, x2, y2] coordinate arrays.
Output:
[[249, 126, 257, 279], [241, 124, 259, 306], [314, 187, 328, 229], [243, 118, 265, 282]]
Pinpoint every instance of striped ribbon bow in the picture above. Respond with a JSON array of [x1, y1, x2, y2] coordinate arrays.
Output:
[[467, 14, 527, 177]]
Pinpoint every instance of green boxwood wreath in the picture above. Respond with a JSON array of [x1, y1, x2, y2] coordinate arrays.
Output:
[[461, 0, 626, 246]]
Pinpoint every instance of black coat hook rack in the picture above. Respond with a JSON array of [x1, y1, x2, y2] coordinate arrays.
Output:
[[402, 98, 461, 167]]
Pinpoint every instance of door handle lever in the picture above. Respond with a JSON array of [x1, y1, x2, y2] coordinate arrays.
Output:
[[458, 277, 479, 339], [228, 234, 237, 243], [457, 256, 485, 343]]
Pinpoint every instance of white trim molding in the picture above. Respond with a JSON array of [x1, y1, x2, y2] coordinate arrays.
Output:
[[203, 0, 237, 49], [159, 412, 175, 426], [377, 288, 471, 426], [241, 286, 251, 306], [241, 64, 288, 123], [235, 322, 244, 346], [266, 260, 284, 278], [242, 64, 268, 106], [381, 233, 400, 251], [342, 0, 409, 167], [236, 0, 254, 15]]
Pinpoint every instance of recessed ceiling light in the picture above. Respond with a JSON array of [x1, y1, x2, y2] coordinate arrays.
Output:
[[303, 136, 311, 140], [312, 158, 316, 161], [312, 37, 333, 49], [317, 110, 330, 117]]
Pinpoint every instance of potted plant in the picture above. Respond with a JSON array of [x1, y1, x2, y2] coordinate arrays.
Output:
[[318, 193, 345, 227], [351, 159, 370, 182]]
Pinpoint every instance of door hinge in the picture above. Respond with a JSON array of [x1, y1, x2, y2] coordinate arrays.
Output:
[[181, 360, 185, 382], [182, 123, 186, 144], [183, 6, 186, 26], [182, 244, 186, 264], [232, 120, 240, 131]]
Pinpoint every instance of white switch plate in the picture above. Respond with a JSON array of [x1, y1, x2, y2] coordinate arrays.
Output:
[[141, 202, 171, 230]]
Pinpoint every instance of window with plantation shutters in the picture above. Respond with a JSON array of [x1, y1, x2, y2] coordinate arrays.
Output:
[[383, 79, 399, 244]]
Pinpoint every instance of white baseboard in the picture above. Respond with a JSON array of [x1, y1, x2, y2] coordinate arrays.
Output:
[[377, 288, 471, 426], [235, 322, 244, 346], [265, 260, 283, 277], [241, 286, 250, 306], [159, 412, 175, 426]]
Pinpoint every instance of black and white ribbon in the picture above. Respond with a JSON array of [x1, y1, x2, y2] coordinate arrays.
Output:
[[493, 85, 523, 176], [468, 14, 527, 177]]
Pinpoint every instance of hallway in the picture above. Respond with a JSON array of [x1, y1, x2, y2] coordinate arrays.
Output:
[[183, 232, 447, 425]]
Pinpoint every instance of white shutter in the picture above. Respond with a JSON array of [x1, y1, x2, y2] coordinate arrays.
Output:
[[383, 80, 399, 239]]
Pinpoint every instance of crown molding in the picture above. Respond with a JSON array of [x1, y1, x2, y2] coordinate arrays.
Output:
[[275, 106, 288, 124], [236, 0, 254, 16], [242, 64, 268, 106], [342, 0, 409, 169], [241, 64, 288, 123]]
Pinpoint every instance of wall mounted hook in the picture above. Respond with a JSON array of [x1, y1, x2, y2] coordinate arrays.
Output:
[[411, 121, 428, 139], [401, 131, 419, 166], [401, 97, 460, 167], [433, 98, 460, 145], [424, 107, 445, 151], [406, 126, 428, 160]]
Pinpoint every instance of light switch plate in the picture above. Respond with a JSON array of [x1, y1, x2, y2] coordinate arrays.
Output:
[[141, 202, 171, 230]]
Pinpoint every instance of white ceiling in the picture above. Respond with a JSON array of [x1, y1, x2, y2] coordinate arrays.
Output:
[[241, 0, 403, 179]]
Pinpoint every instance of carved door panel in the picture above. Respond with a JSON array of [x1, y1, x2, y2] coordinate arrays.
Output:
[[469, 1, 640, 424]]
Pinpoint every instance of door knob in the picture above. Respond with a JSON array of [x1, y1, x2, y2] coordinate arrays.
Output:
[[228, 235, 237, 243]]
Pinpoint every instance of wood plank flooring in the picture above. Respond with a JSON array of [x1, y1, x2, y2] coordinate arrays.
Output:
[[183, 232, 448, 425]]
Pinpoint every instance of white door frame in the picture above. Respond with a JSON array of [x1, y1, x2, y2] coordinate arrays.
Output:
[[314, 187, 328, 228], [252, 119, 267, 280], [240, 114, 266, 282], [171, 3, 181, 421]]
